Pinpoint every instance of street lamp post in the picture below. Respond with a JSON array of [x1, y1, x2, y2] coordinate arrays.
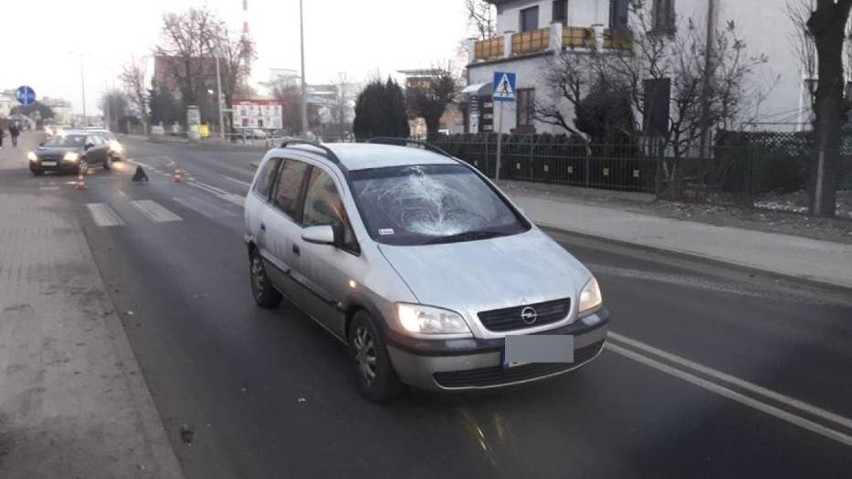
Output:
[[299, 0, 309, 140], [216, 56, 226, 141], [80, 55, 87, 126]]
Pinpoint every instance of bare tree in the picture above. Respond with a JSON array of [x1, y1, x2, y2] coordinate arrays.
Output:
[[406, 66, 460, 140], [465, 0, 496, 41], [154, 7, 220, 108], [326, 73, 355, 141], [211, 23, 255, 135], [540, 1, 769, 189], [807, 0, 852, 217], [120, 58, 150, 129], [787, 0, 818, 120]]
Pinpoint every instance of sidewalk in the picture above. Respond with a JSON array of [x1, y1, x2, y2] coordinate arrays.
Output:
[[507, 191, 852, 291], [0, 134, 183, 478]]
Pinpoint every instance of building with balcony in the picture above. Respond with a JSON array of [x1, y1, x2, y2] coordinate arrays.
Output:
[[466, 0, 805, 135]]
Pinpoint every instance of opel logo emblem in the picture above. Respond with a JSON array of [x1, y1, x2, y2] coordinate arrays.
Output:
[[520, 307, 538, 325]]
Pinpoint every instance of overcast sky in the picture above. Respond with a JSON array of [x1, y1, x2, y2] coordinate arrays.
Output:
[[3, 0, 470, 114]]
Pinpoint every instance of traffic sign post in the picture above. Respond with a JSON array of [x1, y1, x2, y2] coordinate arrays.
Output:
[[16, 86, 36, 106], [492, 72, 516, 181]]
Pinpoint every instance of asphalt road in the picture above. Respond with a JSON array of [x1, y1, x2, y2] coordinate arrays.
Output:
[[21, 136, 852, 478]]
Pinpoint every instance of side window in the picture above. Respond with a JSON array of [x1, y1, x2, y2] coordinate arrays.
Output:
[[302, 167, 358, 253], [252, 158, 281, 199], [271, 159, 309, 221]]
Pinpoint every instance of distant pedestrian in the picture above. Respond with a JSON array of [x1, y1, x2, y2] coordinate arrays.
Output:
[[9, 123, 20, 147]]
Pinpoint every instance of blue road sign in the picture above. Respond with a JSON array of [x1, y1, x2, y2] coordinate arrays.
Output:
[[16, 85, 36, 106], [492, 72, 516, 102]]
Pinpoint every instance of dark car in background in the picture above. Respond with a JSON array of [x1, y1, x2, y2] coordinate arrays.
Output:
[[86, 128, 127, 161], [28, 131, 113, 176]]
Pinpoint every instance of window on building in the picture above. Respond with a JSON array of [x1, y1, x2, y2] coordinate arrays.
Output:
[[552, 0, 568, 26], [610, 0, 629, 32], [652, 0, 675, 34], [520, 6, 540, 32], [516, 88, 535, 128]]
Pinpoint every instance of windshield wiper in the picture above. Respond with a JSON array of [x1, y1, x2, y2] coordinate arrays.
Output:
[[424, 229, 509, 245]]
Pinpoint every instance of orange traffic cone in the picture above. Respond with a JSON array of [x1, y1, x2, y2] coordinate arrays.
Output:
[[173, 166, 184, 183], [76, 172, 86, 191]]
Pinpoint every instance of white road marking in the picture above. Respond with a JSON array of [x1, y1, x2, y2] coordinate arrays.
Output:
[[39, 186, 61, 190], [188, 181, 246, 207], [131, 200, 183, 223], [605, 342, 852, 447], [172, 196, 237, 219], [608, 332, 852, 431], [86, 203, 125, 227], [221, 175, 251, 187]]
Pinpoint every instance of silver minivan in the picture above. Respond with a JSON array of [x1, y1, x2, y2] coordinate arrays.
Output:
[[244, 140, 610, 401]]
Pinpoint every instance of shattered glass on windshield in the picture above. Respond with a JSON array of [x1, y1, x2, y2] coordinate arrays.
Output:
[[350, 164, 528, 245]]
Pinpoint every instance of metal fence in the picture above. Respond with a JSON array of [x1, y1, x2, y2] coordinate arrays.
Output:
[[432, 134, 657, 193], [432, 133, 852, 205]]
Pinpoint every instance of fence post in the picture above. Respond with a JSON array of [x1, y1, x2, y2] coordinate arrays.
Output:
[[529, 135, 535, 181], [585, 145, 591, 188], [485, 134, 491, 178]]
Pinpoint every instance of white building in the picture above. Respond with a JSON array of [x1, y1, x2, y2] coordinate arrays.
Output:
[[0, 92, 14, 119], [466, 0, 803, 135]]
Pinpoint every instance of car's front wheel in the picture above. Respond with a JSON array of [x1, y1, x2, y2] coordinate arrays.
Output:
[[349, 311, 402, 402], [250, 250, 282, 308], [103, 155, 112, 170]]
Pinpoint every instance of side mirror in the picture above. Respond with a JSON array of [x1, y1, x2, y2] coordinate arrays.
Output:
[[301, 225, 336, 246], [85, 143, 95, 150]]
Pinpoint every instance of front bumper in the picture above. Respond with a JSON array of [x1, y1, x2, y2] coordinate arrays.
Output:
[[30, 159, 82, 173], [386, 308, 610, 391]]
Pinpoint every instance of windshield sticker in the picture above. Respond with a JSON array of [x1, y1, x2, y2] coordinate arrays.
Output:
[[378, 228, 395, 236]]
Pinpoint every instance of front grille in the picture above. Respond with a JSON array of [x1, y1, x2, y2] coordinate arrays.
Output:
[[433, 340, 604, 388], [40, 155, 62, 161], [478, 298, 571, 332]]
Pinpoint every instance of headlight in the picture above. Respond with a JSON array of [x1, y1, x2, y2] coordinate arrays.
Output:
[[27, 151, 37, 161], [578, 277, 603, 317], [396, 303, 471, 336], [64, 152, 80, 161], [109, 140, 123, 152]]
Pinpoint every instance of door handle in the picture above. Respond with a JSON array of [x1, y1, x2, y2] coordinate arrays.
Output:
[[260, 223, 266, 232], [292, 244, 300, 256]]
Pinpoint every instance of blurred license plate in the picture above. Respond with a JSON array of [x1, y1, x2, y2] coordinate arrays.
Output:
[[41, 161, 57, 167], [503, 335, 574, 368]]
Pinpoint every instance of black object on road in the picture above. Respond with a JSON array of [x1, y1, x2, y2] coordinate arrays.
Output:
[[132, 166, 149, 182]]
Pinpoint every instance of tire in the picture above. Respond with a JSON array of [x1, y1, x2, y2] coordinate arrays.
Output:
[[103, 155, 112, 170], [349, 311, 402, 402], [250, 250, 282, 308]]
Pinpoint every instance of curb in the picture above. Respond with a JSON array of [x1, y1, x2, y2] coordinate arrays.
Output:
[[539, 224, 852, 295]]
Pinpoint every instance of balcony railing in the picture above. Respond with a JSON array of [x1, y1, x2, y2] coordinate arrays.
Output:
[[511, 28, 551, 55], [474, 37, 505, 61], [603, 29, 634, 50], [563, 27, 595, 49], [470, 25, 633, 63]]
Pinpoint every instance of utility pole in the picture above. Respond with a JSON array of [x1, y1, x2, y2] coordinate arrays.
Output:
[[299, 0, 309, 140], [216, 56, 226, 140], [699, 0, 717, 158], [80, 55, 87, 127]]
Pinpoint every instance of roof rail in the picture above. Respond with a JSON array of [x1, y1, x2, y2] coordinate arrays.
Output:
[[280, 139, 342, 164], [366, 137, 454, 159]]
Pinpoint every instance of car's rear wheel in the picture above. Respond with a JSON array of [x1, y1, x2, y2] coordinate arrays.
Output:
[[250, 250, 282, 308], [349, 311, 401, 402]]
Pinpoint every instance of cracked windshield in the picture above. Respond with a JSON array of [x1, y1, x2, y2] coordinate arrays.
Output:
[[1, 0, 851, 477]]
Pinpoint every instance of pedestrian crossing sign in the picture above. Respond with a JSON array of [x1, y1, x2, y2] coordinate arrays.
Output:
[[492, 72, 516, 102]]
